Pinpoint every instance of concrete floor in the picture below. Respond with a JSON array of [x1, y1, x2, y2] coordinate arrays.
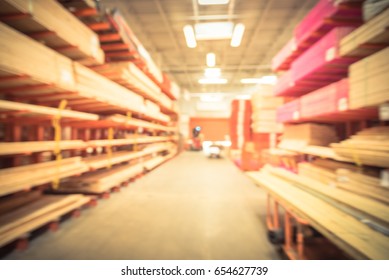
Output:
[[4, 152, 282, 260]]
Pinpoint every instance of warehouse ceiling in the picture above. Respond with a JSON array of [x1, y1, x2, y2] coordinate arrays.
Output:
[[101, 0, 318, 95]]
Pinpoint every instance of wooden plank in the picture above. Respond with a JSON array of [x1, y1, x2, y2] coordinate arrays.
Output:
[[246, 170, 389, 260], [0, 140, 87, 155], [0, 100, 98, 121], [0, 0, 104, 64], [340, 8, 389, 57], [0, 191, 41, 216], [0, 157, 89, 197], [0, 195, 90, 247], [87, 136, 173, 147], [267, 165, 389, 226]]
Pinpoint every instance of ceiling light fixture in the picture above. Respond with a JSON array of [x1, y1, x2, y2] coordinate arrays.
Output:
[[195, 22, 234, 40], [204, 68, 221, 78], [198, 0, 230, 5], [231, 23, 245, 47], [183, 25, 197, 48], [240, 75, 278, 85], [206, 52, 216, 67], [198, 78, 228, 84]]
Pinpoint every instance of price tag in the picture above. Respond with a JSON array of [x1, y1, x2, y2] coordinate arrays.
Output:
[[338, 97, 348, 111], [380, 169, 389, 188], [325, 47, 336, 62], [293, 111, 300, 120], [379, 103, 389, 121]]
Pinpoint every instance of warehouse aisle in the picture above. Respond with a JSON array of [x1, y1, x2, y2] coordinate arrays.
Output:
[[5, 152, 281, 260]]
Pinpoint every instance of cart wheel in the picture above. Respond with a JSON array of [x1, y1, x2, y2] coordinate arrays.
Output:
[[267, 229, 284, 244]]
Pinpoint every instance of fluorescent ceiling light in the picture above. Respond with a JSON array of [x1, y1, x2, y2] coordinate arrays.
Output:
[[231, 23, 245, 47], [183, 25, 197, 48], [261, 75, 278, 85], [240, 78, 262, 84], [206, 52, 216, 67], [195, 22, 233, 40], [240, 75, 278, 85], [204, 68, 221, 78], [198, 0, 230, 5], [198, 78, 228, 84], [200, 94, 224, 102]]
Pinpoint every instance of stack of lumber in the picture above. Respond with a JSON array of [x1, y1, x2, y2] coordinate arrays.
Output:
[[58, 0, 97, 10], [246, 167, 389, 259], [276, 99, 300, 123], [272, 0, 363, 72], [143, 154, 174, 171], [0, 191, 41, 216], [299, 158, 389, 203], [0, 22, 76, 94], [331, 126, 389, 168], [58, 162, 145, 194], [161, 74, 180, 100], [83, 143, 174, 170], [271, 38, 299, 71], [275, 27, 357, 97], [0, 100, 98, 122], [251, 89, 284, 133], [72, 63, 145, 114], [264, 165, 389, 227], [0, 0, 104, 65], [348, 47, 389, 109], [0, 157, 88, 197], [92, 62, 176, 113], [0, 194, 90, 247], [340, 8, 389, 57], [299, 78, 349, 118], [87, 135, 173, 148], [261, 148, 302, 172], [102, 115, 176, 132], [363, 0, 389, 21], [230, 99, 252, 149], [0, 140, 87, 155], [278, 123, 339, 150]]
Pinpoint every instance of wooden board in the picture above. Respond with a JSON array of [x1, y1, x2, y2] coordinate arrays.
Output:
[[0, 157, 88, 197], [83, 143, 174, 170], [0, 22, 76, 92], [92, 62, 176, 114], [0, 194, 89, 247], [0, 140, 87, 156], [349, 47, 389, 109], [246, 170, 389, 259], [0, 0, 104, 64], [331, 126, 389, 168], [0, 100, 98, 121], [340, 8, 389, 57], [87, 136, 173, 147], [267, 165, 389, 227], [58, 163, 144, 194]]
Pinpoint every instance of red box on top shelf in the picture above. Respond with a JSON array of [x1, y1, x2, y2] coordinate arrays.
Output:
[[271, 0, 362, 72], [275, 27, 358, 97], [300, 78, 349, 119], [295, 0, 362, 50]]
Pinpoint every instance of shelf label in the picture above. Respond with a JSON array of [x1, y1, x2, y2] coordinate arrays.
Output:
[[292, 111, 300, 120], [379, 103, 389, 121], [381, 169, 389, 188], [338, 97, 348, 111], [325, 47, 336, 62]]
